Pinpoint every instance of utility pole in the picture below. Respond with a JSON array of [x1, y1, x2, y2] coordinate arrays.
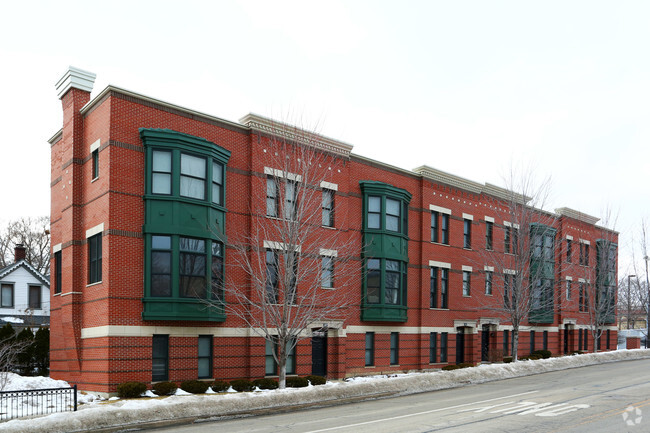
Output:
[[645, 256, 649, 348]]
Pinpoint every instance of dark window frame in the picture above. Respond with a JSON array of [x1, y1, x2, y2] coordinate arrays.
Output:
[[463, 271, 471, 297], [1, 284, 14, 308], [266, 249, 279, 303], [321, 255, 334, 288], [28, 285, 41, 309], [390, 332, 399, 365], [91, 149, 99, 180], [179, 152, 207, 200], [152, 335, 169, 382], [54, 250, 62, 294], [485, 271, 492, 295], [429, 332, 437, 363], [266, 176, 279, 217], [431, 211, 439, 243], [198, 335, 213, 379], [440, 332, 448, 362], [430, 267, 438, 308], [365, 332, 375, 366], [441, 214, 449, 245], [88, 233, 102, 284], [441, 268, 449, 309], [463, 219, 472, 249], [485, 221, 493, 250], [322, 188, 334, 227]]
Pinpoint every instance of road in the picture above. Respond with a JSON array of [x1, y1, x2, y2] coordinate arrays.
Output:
[[154, 358, 650, 433]]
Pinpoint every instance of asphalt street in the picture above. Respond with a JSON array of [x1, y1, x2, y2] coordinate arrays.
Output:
[[153, 358, 650, 433]]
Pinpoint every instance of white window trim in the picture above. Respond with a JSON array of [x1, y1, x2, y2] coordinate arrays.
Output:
[[565, 276, 573, 281], [90, 139, 100, 153], [462, 213, 474, 220], [264, 167, 302, 182], [429, 260, 451, 269], [86, 223, 104, 238], [504, 268, 516, 275], [429, 204, 451, 215], [484, 266, 494, 272], [579, 239, 590, 245], [462, 265, 473, 272], [320, 181, 338, 191], [484, 216, 495, 223], [319, 248, 338, 257], [504, 221, 520, 229], [53, 243, 62, 253], [578, 278, 586, 283], [566, 235, 574, 241], [263, 240, 302, 253]]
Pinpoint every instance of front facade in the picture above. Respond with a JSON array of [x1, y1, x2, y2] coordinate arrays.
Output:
[[49, 68, 618, 393]]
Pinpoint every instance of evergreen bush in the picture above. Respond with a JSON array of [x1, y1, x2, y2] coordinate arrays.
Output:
[[116, 382, 147, 398], [253, 378, 279, 390], [180, 380, 210, 394], [305, 375, 326, 385], [230, 379, 254, 392], [152, 381, 177, 396], [210, 380, 230, 392], [285, 376, 309, 388]]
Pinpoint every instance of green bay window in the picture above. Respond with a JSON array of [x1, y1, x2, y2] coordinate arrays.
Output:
[[141, 129, 231, 322], [360, 181, 411, 322]]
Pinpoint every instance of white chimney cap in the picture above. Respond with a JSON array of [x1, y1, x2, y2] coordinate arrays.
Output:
[[55, 66, 96, 99]]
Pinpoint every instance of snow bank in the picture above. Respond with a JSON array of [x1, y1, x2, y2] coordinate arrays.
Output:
[[3, 349, 650, 433]]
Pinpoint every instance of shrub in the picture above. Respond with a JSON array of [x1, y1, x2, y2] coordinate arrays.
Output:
[[532, 349, 552, 359], [230, 379, 254, 392], [116, 382, 147, 399], [441, 364, 461, 371], [152, 381, 177, 396], [210, 380, 230, 392], [253, 378, 279, 390], [458, 362, 474, 369], [180, 380, 210, 394], [503, 356, 513, 363], [285, 376, 309, 388], [305, 375, 326, 386], [527, 354, 542, 360]]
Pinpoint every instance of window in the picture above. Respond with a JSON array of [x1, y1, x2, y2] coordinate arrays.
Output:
[[566, 239, 572, 263], [152, 150, 172, 195], [211, 241, 224, 301], [530, 330, 536, 353], [385, 198, 401, 232], [1, 284, 13, 308], [441, 268, 449, 309], [365, 332, 375, 366], [440, 332, 448, 362], [322, 189, 334, 227], [485, 271, 493, 295], [321, 256, 334, 288], [266, 176, 279, 217], [463, 271, 471, 296], [579, 282, 589, 312], [580, 243, 590, 266], [504, 226, 511, 254], [606, 329, 611, 350], [88, 233, 102, 284], [543, 331, 548, 350], [512, 228, 519, 255], [583, 329, 589, 351], [504, 273, 513, 308], [180, 153, 206, 200], [179, 237, 206, 298], [367, 196, 381, 229], [503, 330, 509, 356], [485, 221, 493, 250], [28, 285, 41, 309], [532, 278, 552, 309], [463, 219, 472, 249], [390, 332, 399, 365], [151, 235, 172, 297], [430, 267, 438, 308], [285, 250, 298, 304], [578, 328, 583, 350], [266, 250, 279, 303], [266, 338, 296, 376], [566, 280, 572, 300], [152, 335, 169, 382], [585, 244, 590, 265], [366, 195, 406, 234], [212, 162, 224, 206], [149, 236, 223, 301], [429, 332, 437, 363], [365, 259, 406, 306], [54, 250, 62, 294], [441, 214, 449, 245], [284, 180, 297, 220], [91, 149, 99, 180], [198, 335, 213, 379], [431, 211, 438, 243]]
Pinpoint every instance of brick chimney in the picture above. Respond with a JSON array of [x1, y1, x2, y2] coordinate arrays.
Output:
[[14, 244, 26, 263]]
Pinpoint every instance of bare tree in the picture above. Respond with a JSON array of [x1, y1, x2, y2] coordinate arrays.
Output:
[[213, 120, 357, 388], [579, 208, 618, 352], [0, 325, 31, 391], [0, 217, 50, 274], [476, 166, 559, 361]]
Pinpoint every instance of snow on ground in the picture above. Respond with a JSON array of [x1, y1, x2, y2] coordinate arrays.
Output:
[[0, 317, 24, 324], [3, 349, 650, 433]]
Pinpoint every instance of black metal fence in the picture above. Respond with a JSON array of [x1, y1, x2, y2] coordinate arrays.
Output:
[[0, 385, 77, 420]]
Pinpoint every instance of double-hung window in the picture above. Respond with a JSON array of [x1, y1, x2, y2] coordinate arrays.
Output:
[[212, 162, 224, 206], [152, 335, 169, 382], [462, 269, 471, 296], [463, 219, 472, 249], [152, 150, 172, 195], [429, 332, 437, 363], [180, 153, 206, 200], [441, 268, 449, 308], [266, 176, 279, 217], [566, 239, 573, 262], [367, 196, 381, 229], [266, 250, 279, 303], [29, 285, 41, 309], [265, 338, 296, 376], [322, 189, 334, 227], [151, 236, 172, 297], [211, 241, 224, 301], [430, 267, 438, 308], [365, 332, 375, 366], [390, 332, 399, 365], [1, 284, 13, 308], [91, 149, 99, 180], [198, 335, 213, 379], [440, 332, 448, 362], [179, 237, 207, 298], [385, 198, 401, 232], [431, 211, 438, 243], [321, 256, 334, 288], [485, 221, 493, 250], [284, 180, 298, 220], [441, 214, 449, 244], [430, 265, 449, 308], [485, 270, 493, 295], [88, 233, 102, 284], [54, 250, 62, 294]]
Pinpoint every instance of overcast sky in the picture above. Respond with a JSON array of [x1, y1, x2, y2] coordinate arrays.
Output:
[[1, 0, 648, 274]]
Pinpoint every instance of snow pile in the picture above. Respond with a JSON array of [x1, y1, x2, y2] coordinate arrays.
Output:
[[3, 349, 650, 433], [0, 317, 24, 324], [2, 373, 70, 392]]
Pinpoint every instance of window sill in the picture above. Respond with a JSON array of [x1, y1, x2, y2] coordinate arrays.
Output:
[[86, 281, 102, 287], [91, 176, 99, 183], [463, 247, 472, 251], [321, 286, 336, 290], [322, 225, 336, 230], [463, 295, 471, 298], [430, 242, 450, 247], [429, 308, 449, 311]]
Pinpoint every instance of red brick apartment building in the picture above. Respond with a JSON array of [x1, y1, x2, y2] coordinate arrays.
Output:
[[49, 67, 618, 394]]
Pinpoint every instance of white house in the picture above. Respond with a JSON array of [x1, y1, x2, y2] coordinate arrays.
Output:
[[0, 245, 50, 329]]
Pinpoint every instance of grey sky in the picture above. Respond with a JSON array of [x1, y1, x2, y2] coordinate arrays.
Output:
[[1, 0, 648, 273]]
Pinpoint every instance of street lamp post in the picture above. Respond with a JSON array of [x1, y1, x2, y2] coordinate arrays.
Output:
[[645, 256, 650, 349]]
